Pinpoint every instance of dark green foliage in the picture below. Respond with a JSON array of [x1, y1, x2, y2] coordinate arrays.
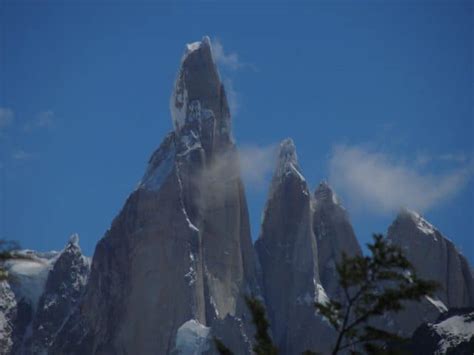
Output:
[[245, 296, 278, 355], [214, 337, 234, 355], [314, 234, 438, 355]]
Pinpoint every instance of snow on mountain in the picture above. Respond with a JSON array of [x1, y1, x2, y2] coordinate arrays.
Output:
[[0, 235, 90, 355], [410, 308, 474, 354], [3, 37, 473, 355], [312, 181, 362, 301], [433, 313, 474, 353], [50, 35, 259, 355], [387, 211, 474, 336], [173, 319, 211, 355], [256, 139, 335, 354]]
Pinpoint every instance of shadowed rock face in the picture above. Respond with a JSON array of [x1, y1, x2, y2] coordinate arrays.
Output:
[[0, 282, 16, 354], [409, 308, 474, 354], [25, 235, 90, 354], [51, 37, 260, 355], [0, 236, 90, 355], [386, 210, 474, 335], [255, 139, 334, 355], [312, 182, 362, 301]]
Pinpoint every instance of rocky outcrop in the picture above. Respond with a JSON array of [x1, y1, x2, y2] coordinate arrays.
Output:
[[409, 308, 474, 354], [0, 281, 16, 354], [52, 36, 260, 355], [387, 210, 474, 335], [24, 235, 90, 354], [255, 139, 334, 355], [0, 236, 90, 355], [312, 182, 362, 300]]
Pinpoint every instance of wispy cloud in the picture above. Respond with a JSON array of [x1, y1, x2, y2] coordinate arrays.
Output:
[[239, 144, 278, 188], [0, 107, 14, 130], [210, 38, 255, 116], [328, 144, 472, 214], [415, 152, 468, 167], [192, 143, 276, 208], [12, 149, 34, 160], [24, 110, 55, 131], [222, 77, 239, 117], [212, 38, 243, 71]]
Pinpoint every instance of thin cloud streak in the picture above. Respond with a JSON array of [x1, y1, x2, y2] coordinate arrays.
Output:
[[239, 144, 277, 189], [211, 38, 255, 117], [0, 108, 14, 130], [329, 144, 472, 214], [24, 110, 55, 132], [211, 38, 243, 70], [12, 150, 34, 160]]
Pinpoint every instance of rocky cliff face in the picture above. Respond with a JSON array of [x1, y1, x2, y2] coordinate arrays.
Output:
[[255, 139, 334, 355], [0, 281, 16, 354], [0, 236, 90, 355], [409, 308, 474, 354], [25, 235, 90, 354], [52, 37, 259, 355], [387, 210, 474, 335], [3, 37, 474, 355], [312, 182, 362, 300]]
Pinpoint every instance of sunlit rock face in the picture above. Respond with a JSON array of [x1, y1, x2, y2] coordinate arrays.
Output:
[[255, 139, 334, 355], [386, 210, 474, 335], [312, 181, 362, 301], [51, 37, 260, 355]]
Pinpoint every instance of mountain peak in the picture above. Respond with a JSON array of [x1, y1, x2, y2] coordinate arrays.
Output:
[[396, 208, 437, 236], [170, 36, 228, 133], [274, 138, 304, 181], [314, 181, 339, 205], [68, 233, 80, 247], [184, 36, 211, 56]]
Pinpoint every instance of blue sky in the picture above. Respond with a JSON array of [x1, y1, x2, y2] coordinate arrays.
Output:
[[1, 0, 473, 264]]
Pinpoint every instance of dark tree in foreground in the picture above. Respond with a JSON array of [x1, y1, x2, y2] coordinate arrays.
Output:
[[215, 296, 278, 355], [314, 234, 438, 355], [245, 296, 278, 355]]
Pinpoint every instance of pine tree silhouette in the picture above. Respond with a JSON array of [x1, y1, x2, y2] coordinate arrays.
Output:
[[313, 234, 438, 354]]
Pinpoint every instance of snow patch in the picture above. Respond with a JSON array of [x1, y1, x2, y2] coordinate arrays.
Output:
[[186, 41, 201, 53], [184, 36, 210, 56], [174, 319, 210, 355], [432, 314, 474, 353], [316, 283, 330, 305], [425, 295, 448, 313], [288, 163, 305, 182], [403, 209, 437, 238]]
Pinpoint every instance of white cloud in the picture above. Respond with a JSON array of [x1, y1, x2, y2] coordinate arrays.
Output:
[[24, 110, 55, 131], [328, 144, 472, 214], [0, 107, 14, 130], [238, 144, 278, 188], [211, 38, 243, 71], [210, 38, 256, 116], [222, 77, 239, 116]]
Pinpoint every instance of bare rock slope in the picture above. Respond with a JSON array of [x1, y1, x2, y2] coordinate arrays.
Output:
[[387, 210, 474, 335], [52, 37, 260, 355], [255, 139, 334, 355]]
